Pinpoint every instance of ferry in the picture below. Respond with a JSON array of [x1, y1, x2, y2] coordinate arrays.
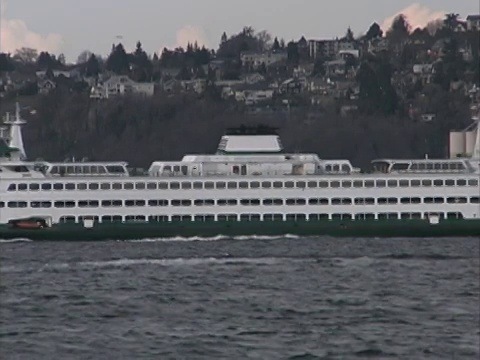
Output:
[[0, 103, 479, 240]]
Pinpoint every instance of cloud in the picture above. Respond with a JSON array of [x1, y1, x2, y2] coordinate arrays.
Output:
[[175, 25, 209, 48], [381, 3, 445, 32], [0, 0, 63, 54]]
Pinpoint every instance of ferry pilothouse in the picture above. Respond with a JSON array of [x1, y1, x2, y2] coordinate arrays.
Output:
[[0, 103, 479, 240]]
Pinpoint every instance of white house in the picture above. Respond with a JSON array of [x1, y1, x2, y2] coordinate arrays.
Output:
[[466, 15, 480, 30], [240, 51, 287, 68], [90, 75, 154, 99]]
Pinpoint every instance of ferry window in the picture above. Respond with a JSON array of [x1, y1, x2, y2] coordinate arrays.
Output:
[[60, 216, 76, 223], [205, 182, 215, 189], [240, 199, 261, 206], [53, 183, 63, 190], [232, 166, 240, 175], [29, 183, 40, 191], [227, 182, 237, 189], [124, 182, 134, 190], [399, 180, 409, 187], [181, 182, 192, 190], [112, 183, 123, 190], [433, 179, 443, 187], [342, 180, 352, 188], [125, 215, 146, 222], [286, 198, 306, 206], [468, 179, 478, 186], [286, 214, 306, 221], [216, 182, 226, 189], [273, 181, 282, 189], [0, 201, 4, 208], [319, 181, 329, 188], [134, 182, 145, 190], [456, 179, 467, 186], [218, 214, 237, 221], [193, 182, 203, 189], [285, 181, 294, 188], [7, 184, 16, 191], [106, 165, 125, 174], [264, 214, 283, 221], [65, 183, 75, 190], [34, 201, 48, 207], [101, 200, 122, 207], [77, 183, 87, 190], [434, 197, 444, 204], [309, 198, 328, 205], [309, 214, 329, 221], [170, 182, 180, 190], [250, 182, 260, 189], [262, 181, 272, 189], [354, 198, 366, 205], [376, 180, 386, 187], [41, 183, 52, 190], [387, 180, 397, 187], [447, 212, 463, 219], [364, 180, 374, 188], [296, 181, 306, 188], [411, 197, 421, 204], [341, 164, 350, 173], [331, 198, 342, 205], [101, 183, 111, 190], [308, 181, 317, 188], [148, 199, 168, 207], [471, 197, 480, 204], [8, 201, 27, 208], [447, 197, 467, 204], [353, 180, 363, 188], [445, 179, 455, 186], [422, 180, 432, 186], [158, 182, 168, 190], [239, 182, 249, 189], [411, 180, 421, 187], [18, 183, 27, 191], [263, 199, 274, 206], [89, 183, 99, 190], [330, 181, 340, 188], [78, 200, 99, 208], [125, 200, 145, 207], [218, 199, 236, 206], [434, 163, 441, 170], [325, 165, 332, 172], [424, 197, 434, 204]]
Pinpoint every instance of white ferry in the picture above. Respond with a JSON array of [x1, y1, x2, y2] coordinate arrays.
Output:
[[0, 103, 479, 240]]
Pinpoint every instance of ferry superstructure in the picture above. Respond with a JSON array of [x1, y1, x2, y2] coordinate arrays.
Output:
[[0, 104, 479, 240]]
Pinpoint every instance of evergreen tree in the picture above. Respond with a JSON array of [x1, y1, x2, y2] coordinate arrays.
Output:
[[345, 27, 354, 41], [106, 43, 130, 74], [221, 32, 228, 44], [85, 54, 100, 77], [272, 37, 280, 51], [366, 22, 383, 40]]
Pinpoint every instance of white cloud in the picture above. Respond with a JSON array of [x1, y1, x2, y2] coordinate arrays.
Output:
[[0, 0, 63, 54], [381, 3, 445, 32], [175, 25, 209, 48]]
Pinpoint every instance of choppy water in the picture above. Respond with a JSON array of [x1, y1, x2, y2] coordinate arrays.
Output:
[[1, 236, 479, 359]]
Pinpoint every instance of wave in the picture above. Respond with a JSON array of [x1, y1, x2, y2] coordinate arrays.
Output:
[[0, 238, 32, 243], [126, 234, 301, 242], [0, 256, 284, 273]]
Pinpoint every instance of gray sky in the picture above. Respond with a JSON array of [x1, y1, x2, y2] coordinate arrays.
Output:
[[1, 0, 478, 62]]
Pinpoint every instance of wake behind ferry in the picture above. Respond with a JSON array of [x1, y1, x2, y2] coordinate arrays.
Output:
[[0, 103, 479, 240]]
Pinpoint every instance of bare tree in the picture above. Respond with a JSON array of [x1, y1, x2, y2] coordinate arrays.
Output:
[[13, 47, 38, 64]]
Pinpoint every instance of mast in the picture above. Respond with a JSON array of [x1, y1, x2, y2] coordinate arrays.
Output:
[[473, 112, 480, 159], [4, 102, 27, 159]]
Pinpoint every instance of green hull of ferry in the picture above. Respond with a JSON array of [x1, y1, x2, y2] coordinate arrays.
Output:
[[1, 219, 479, 241]]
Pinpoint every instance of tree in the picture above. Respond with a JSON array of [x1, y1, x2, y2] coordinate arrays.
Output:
[[37, 51, 57, 69], [256, 30, 272, 51], [286, 41, 299, 65], [0, 53, 15, 72], [77, 50, 93, 64], [344, 27, 355, 41], [443, 13, 459, 32], [366, 22, 383, 40], [272, 37, 280, 51], [221, 32, 228, 44], [57, 53, 66, 65], [386, 14, 411, 43], [106, 43, 130, 74], [85, 54, 100, 77], [13, 47, 38, 64]]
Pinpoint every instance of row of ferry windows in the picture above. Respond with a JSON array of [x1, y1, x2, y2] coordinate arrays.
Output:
[[59, 212, 464, 223], [6, 178, 479, 192], [2, 196, 479, 209]]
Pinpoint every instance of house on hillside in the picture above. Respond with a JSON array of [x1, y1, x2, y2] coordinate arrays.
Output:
[[37, 79, 56, 94], [240, 51, 287, 69], [466, 15, 480, 30], [90, 75, 154, 99]]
